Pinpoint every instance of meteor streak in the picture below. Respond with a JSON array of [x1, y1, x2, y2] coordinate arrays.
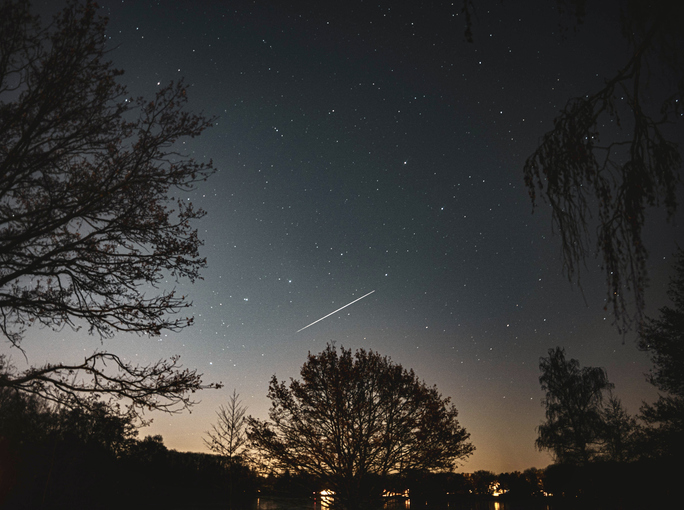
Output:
[[296, 290, 376, 333]]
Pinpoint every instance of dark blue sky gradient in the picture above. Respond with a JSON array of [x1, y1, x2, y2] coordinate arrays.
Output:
[[18, 0, 682, 472]]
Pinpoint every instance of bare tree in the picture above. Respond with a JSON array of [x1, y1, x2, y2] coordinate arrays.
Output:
[[0, 0, 220, 416], [205, 390, 249, 509], [204, 389, 249, 464]]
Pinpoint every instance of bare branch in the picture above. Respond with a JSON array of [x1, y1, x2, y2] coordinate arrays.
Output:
[[0, 352, 222, 418]]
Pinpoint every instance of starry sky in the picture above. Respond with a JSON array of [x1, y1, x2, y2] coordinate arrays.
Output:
[[17, 0, 683, 473]]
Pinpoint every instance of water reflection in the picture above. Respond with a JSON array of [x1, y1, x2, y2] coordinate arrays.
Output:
[[316, 492, 333, 509], [253, 497, 555, 510], [384, 498, 410, 509]]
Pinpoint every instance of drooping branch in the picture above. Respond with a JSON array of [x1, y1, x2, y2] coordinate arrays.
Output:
[[523, 2, 682, 334]]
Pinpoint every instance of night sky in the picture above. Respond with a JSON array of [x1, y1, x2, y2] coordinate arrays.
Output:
[[19, 0, 683, 473]]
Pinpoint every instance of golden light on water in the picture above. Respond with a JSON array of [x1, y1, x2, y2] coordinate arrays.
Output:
[[315, 489, 335, 509], [382, 489, 410, 498]]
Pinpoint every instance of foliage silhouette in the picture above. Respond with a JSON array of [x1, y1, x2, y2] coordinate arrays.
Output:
[[247, 343, 474, 510], [0, 389, 135, 508], [536, 347, 614, 465], [599, 393, 639, 462], [0, 391, 258, 509], [469, 470, 497, 496], [638, 248, 684, 457], [0, 0, 220, 416]]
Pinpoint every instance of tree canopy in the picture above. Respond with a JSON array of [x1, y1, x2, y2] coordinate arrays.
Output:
[[247, 344, 474, 510], [536, 347, 614, 465], [0, 0, 219, 416], [638, 248, 684, 457]]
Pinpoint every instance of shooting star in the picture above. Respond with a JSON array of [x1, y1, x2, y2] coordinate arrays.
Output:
[[296, 290, 376, 333]]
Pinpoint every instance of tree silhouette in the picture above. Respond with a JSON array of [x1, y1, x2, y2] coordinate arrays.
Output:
[[599, 393, 639, 462], [638, 248, 684, 457], [204, 389, 249, 464], [205, 390, 249, 509], [536, 347, 614, 465], [247, 344, 474, 510], [522, 0, 683, 333], [53, 400, 138, 456], [0, 0, 220, 416]]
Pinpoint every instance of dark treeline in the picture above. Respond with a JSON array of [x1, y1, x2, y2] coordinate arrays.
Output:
[[0, 389, 258, 510], [0, 387, 676, 510]]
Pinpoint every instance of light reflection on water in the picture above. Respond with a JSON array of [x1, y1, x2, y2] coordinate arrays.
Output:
[[251, 497, 555, 510]]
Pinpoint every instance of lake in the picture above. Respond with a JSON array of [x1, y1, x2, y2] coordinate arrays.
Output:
[[249, 497, 559, 510]]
